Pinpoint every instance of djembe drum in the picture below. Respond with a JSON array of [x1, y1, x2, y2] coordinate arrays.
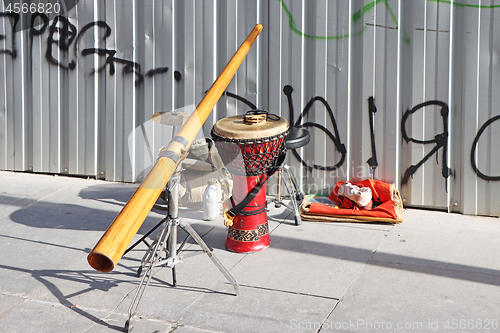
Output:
[[211, 110, 289, 253]]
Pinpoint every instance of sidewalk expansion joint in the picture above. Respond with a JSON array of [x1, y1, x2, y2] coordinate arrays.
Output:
[[315, 301, 340, 333], [171, 324, 225, 333], [337, 231, 391, 301], [233, 283, 339, 301]]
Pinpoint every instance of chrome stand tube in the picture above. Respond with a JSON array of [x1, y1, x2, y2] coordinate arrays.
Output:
[[124, 173, 238, 332]]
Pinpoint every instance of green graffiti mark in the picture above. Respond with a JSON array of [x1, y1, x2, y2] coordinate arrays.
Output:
[[279, 0, 400, 41], [278, 0, 353, 39], [429, 0, 500, 9], [352, 0, 391, 24], [280, 0, 500, 42]]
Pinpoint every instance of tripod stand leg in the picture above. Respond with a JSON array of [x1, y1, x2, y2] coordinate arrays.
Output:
[[124, 218, 166, 256], [172, 266, 177, 287], [275, 169, 282, 208], [282, 166, 302, 226], [125, 220, 171, 332], [179, 219, 239, 296]]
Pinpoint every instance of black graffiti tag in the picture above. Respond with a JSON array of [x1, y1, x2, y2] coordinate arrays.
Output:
[[74, 21, 172, 85], [284, 85, 346, 171], [401, 100, 452, 186], [46, 15, 77, 70], [222, 91, 257, 110], [222, 85, 346, 172], [0, 12, 19, 58], [3, 0, 79, 32], [9, 14, 178, 84], [470, 115, 500, 181], [30, 13, 49, 41], [367, 96, 378, 174]]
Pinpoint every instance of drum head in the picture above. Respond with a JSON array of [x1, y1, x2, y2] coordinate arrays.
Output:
[[212, 115, 289, 140], [211, 114, 289, 176]]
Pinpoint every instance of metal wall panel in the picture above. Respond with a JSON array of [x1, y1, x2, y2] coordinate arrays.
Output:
[[1, 0, 499, 216]]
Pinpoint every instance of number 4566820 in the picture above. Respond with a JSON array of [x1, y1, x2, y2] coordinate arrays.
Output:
[[5, 2, 61, 14], [444, 319, 498, 330]]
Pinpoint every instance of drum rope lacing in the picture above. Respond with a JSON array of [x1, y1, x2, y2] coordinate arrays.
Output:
[[210, 130, 289, 177], [222, 151, 287, 226]]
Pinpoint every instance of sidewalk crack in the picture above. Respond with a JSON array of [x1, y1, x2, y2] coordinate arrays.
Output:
[[337, 228, 393, 302]]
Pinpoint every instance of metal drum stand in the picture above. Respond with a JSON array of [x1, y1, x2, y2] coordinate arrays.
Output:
[[124, 171, 239, 332]]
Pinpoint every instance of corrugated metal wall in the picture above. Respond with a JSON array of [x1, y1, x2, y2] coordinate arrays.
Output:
[[1, 0, 499, 217]]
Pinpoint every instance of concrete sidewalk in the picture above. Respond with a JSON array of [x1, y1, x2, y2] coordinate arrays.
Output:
[[0, 170, 499, 333]]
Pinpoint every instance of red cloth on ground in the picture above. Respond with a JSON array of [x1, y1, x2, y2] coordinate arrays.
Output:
[[306, 179, 398, 219]]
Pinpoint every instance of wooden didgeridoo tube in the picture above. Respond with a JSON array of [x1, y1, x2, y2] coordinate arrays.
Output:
[[87, 24, 263, 273]]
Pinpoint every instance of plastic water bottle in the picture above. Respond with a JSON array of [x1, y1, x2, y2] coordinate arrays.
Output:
[[203, 179, 221, 220]]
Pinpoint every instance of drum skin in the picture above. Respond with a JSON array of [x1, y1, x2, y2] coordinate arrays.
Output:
[[211, 115, 289, 176], [225, 174, 270, 253], [212, 114, 289, 140]]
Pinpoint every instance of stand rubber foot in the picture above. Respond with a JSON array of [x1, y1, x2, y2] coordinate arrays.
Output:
[[124, 319, 133, 332], [137, 267, 143, 278]]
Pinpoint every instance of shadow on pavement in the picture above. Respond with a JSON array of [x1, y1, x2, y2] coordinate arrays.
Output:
[[0, 263, 126, 332], [3, 182, 500, 309]]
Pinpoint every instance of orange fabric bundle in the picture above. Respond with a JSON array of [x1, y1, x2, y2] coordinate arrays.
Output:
[[301, 179, 403, 223]]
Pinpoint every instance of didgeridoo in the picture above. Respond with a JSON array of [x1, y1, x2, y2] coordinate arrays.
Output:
[[87, 24, 263, 273]]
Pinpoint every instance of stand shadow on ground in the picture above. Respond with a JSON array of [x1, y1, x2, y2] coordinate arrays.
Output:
[[6, 181, 500, 287], [2, 181, 500, 332]]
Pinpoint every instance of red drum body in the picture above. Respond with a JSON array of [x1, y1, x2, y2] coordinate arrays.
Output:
[[226, 174, 269, 252], [211, 112, 289, 253]]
